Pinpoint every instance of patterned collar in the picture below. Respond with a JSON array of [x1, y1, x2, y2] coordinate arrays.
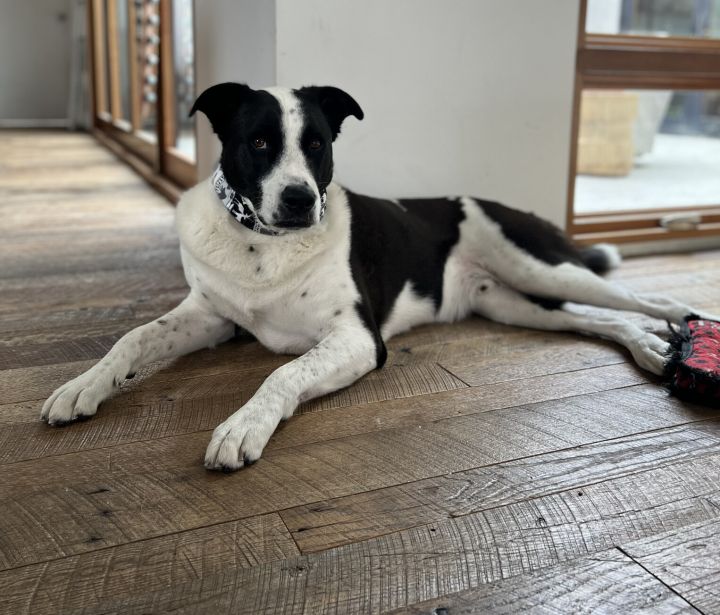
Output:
[[211, 166, 327, 236]]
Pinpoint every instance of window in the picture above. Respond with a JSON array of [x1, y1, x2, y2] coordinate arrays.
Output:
[[568, 0, 720, 243], [88, 0, 197, 196]]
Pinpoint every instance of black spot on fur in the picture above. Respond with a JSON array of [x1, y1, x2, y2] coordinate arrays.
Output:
[[158, 319, 167, 325], [87, 487, 110, 495], [87, 535, 103, 543], [248, 245, 255, 252], [524, 294, 565, 311], [580, 246, 615, 274], [301, 291, 308, 298], [100, 509, 113, 517], [480, 285, 488, 292], [334, 309, 342, 316], [256, 265, 262, 273], [126, 372, 136, 379]]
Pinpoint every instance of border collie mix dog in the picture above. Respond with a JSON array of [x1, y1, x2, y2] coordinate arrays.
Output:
[[42, 83, 715, 470]]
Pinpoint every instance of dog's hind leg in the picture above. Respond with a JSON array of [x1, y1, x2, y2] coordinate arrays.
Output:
[[486, 251, 713, 325], [472, 283, 670, 374], [41, 292, 234, 425]]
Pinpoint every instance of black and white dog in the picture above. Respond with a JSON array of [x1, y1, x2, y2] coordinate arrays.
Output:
[[41, 83, 714, 470]]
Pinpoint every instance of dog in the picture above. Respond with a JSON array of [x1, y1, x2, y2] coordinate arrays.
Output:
[[41, 82, 715, 471]]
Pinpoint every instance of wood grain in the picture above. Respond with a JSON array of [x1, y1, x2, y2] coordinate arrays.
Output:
[[623, 518, 720, 614], [61, 452, 720, 614], [0, 513, 299, 615], [0, 361, 465, 462], [386, 548, 699, 615], [0, 384, 714, 571], [281, 420, 720, 554]]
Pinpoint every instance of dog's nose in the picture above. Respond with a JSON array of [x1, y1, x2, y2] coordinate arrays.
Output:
[[281, 184, 316, 213]]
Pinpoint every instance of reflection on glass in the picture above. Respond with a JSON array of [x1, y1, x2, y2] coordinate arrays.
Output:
[[586, 0, 720, 38], [575, 90, 720, 213], [171, 0, 195, 161], [135, 0, 159, 141], [116, 0, 131, 122]]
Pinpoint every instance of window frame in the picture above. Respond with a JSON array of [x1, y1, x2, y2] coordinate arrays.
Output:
[[567, 0, 720, 244], [87, 0, 197, 200]]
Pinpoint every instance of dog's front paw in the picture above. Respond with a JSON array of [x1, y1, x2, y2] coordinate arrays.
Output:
[[40, 369, 116, 426], [204, 405, 280, 471]]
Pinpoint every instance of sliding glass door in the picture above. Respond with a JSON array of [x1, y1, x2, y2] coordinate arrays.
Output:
[[568, 0, 720, 244], [89, 0, 197, 193]]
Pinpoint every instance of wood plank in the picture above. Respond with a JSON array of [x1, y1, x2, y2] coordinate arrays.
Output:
[[386, 548, 698, 615], [286, 362, 646, 446], [58, 452, 720, 615], [0, 513, 299, 615], [0, 267, 187, 314], [0, 360, 638, 457], [0, 361, 464, 462], [0, 384, 714, 571], [0, 246, 181, 279], [438, 334, 627, 386], [0, 358, 639, 459], [281, 420, 720, 554], [623, 518, 720, 614]]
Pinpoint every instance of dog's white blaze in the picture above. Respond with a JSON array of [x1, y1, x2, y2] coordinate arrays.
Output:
[[261, 87, 321, 226]]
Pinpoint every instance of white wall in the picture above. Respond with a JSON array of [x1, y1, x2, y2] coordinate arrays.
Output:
[[194, 0, 579, 228], [275, 0, 579, 227], [194, 0, 276, 177], [0, 0, 74, 122]]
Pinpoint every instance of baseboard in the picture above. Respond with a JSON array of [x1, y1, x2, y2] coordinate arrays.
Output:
[[0, 119, 71, 129]]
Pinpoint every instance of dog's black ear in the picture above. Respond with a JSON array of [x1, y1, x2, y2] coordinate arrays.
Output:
[[190, 82, 254, 141], [299, 86, 364, 140]]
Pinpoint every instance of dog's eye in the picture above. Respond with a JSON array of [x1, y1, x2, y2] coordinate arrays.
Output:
[[309, 138, 322, 150], [252, 137, 267, 150]]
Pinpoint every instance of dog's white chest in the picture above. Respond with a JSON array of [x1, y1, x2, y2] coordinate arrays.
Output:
[[176, 182, 360, 355]]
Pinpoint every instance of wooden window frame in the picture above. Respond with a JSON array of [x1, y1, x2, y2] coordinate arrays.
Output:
[[87, 0, 197, 201], [567, 0, 720, 244]]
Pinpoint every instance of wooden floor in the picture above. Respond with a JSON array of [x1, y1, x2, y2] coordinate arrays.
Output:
[[2, 130, 720, 615]]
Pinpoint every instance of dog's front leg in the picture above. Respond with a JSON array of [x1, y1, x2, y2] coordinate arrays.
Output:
[[41, 293, 234, 425], [204, 324, 378, 471]]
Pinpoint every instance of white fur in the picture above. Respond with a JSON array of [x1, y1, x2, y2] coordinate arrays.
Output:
[[381, 282, 435, 339], [41, 86, 719, 470], [259, 87, 322, 227]]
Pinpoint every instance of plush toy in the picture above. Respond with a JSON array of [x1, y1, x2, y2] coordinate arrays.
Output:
[[665, 315, 720, 406]]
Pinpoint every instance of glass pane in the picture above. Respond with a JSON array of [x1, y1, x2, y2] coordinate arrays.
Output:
[[116, 0, 131, 122], [574, 89, 720, 213], [135, 0, 160, 141], [586, 0, 720, 38], [102, 0, 112, 114], [171, 0, 195, 160]]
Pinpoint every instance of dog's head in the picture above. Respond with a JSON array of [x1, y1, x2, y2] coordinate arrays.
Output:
[[191, 83, 363, 231]]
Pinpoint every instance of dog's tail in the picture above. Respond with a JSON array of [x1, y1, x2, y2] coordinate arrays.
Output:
[[580, 243, 622, 275]]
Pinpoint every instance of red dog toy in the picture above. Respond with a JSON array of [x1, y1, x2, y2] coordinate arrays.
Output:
[[665, 315, 720, 406]]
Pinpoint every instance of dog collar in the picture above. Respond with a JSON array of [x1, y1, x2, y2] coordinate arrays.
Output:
[[211, 166, 327, 236]]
